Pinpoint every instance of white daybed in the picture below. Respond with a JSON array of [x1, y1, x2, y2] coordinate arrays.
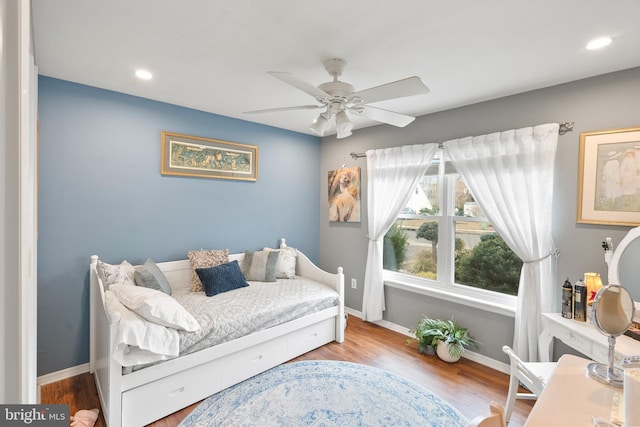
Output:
[[89, 249, 345, 427]]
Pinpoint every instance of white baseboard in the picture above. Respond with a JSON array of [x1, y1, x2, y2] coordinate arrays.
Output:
[[37, 362, 90, 386], [36, 363, 91, 404], [344, 307, 510, 375]]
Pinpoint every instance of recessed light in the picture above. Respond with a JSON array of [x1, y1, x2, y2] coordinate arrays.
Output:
[[135, 69, 153, 80], [586, 37, 612, 50]]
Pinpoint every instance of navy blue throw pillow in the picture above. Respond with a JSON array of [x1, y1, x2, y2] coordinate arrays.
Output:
[[196, 260, 249, 297]]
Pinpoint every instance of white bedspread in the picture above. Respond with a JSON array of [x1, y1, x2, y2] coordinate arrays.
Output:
[[175, 277, 339, 356], [107, 276, 339, 370]]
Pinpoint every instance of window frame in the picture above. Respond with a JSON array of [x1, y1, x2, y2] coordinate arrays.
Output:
[[382, 156, 517, 316]]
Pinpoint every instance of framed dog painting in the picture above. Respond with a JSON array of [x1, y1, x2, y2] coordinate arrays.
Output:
[[328, 167, 361, 222]]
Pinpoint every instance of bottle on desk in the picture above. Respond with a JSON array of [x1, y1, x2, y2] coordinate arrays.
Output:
[[573, 279, 587, 322], [561, 278, 573, 319]]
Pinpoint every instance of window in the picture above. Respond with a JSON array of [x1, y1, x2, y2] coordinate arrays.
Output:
[[383, 151, 522, 304]]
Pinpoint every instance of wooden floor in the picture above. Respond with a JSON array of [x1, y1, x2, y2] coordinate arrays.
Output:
[[40, 316, 533, 426]]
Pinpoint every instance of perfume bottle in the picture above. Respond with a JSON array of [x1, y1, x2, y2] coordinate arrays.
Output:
[[561, 278, 573, 319], [573, 279, 587, 322]]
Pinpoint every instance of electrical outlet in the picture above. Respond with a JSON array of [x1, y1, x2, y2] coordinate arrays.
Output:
[[351, 278, 357, 289]]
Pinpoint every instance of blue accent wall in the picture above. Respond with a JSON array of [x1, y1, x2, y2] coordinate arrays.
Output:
[[37, 76, 321, 375]]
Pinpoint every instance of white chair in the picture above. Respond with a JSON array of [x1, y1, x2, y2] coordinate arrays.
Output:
[[467, 402, 506, 427], [502, 345, 556, 424]]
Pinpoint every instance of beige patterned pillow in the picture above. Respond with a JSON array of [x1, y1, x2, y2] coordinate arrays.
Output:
[[187, 249, 229, 292]]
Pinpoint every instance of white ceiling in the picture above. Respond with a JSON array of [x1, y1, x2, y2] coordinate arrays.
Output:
[[32, 0, 640, 137]]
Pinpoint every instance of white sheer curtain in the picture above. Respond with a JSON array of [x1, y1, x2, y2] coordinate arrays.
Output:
[[442, 123, 559, 361], [362, 144, 438, 321]]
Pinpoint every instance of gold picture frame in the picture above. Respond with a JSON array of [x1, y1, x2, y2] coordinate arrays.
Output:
[[161, 131, 258, 181], [577, 126, 640, 226]]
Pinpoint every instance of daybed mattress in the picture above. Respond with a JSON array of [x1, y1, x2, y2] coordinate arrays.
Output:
[[176, 277, 339, 355]]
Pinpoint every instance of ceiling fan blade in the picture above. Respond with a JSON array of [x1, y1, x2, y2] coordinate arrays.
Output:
[[352, 76, 429, 104], [267, 71, 329, 100], [356, 105, 416, 127], [244, 105, 323, 114]]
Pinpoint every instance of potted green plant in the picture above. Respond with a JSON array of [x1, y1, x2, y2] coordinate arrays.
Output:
[[434, 318, 477, 363], [409, 317, 477, 362], [408, 317, 447, 355]]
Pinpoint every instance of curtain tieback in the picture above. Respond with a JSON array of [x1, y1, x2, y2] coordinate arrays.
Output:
[[523, 248, 559, 264]]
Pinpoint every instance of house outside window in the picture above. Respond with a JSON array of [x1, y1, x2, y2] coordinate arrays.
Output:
[[383, 152, 521, 309]]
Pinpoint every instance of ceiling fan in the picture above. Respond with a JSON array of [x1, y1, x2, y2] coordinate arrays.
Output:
[[244, 58, 429, 138]]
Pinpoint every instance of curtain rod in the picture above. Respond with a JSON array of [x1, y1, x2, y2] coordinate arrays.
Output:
[[349, 122, 574, 159]]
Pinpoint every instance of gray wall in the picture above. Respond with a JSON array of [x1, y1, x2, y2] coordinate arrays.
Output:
[[320, 67, 640, 364], [1, 0, 21, 403]]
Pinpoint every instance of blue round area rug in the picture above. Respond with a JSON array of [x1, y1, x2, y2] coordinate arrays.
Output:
[[178, 360, 468, 427]]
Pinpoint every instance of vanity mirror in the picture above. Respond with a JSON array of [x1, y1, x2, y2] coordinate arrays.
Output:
[[608, 226, 640, 304], [587, 284, 635, 388]]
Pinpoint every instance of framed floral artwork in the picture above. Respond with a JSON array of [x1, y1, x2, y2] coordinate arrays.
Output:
[[161, 131, 258, 181]]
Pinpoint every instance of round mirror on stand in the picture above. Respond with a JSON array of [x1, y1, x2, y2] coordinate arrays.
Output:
[[587, 284, 635, 388]]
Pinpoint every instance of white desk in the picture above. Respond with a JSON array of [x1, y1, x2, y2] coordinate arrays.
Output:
[[524, 354, 620, 426], [539, 312, 640, 364]]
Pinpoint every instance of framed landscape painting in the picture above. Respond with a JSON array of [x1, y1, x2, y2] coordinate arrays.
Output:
[[328, 166, 361, 222], [577, 127, 640, 226], [161, 131, 258, 181]]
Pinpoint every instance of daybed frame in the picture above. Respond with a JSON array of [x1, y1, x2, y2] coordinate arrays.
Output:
[[89, 250, 345, 427]]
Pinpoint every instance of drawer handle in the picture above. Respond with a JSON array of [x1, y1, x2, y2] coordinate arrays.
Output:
[[252, 355, 263, 363], [169, 387, 184, 397], [309, 333, 318, 339]]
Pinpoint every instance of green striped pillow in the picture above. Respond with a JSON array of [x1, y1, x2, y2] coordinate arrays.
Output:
[[242, 250, 280, 282]]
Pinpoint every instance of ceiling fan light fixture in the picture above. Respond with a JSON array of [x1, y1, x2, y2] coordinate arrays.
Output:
[[350, 105, 365, 115], [335, 111, 353, 139], [253, 58, 429, 136], [310, 113, 330, 136]]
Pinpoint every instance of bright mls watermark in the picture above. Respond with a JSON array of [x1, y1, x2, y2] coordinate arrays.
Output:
[[0, 405, 68, 426]]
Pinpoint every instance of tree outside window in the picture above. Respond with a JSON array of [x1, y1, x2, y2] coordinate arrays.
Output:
[[383, 168, 522, 296]]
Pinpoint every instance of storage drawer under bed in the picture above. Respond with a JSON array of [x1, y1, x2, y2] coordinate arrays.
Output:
[[286, 317, 335, 358], [122, 334, 288, 427], [120, 318, 337, 427]]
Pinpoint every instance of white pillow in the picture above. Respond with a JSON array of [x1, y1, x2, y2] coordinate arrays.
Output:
[[104, 291, 180, 366], [109, 284, 200, 331], [263, 247, 297, 279]]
